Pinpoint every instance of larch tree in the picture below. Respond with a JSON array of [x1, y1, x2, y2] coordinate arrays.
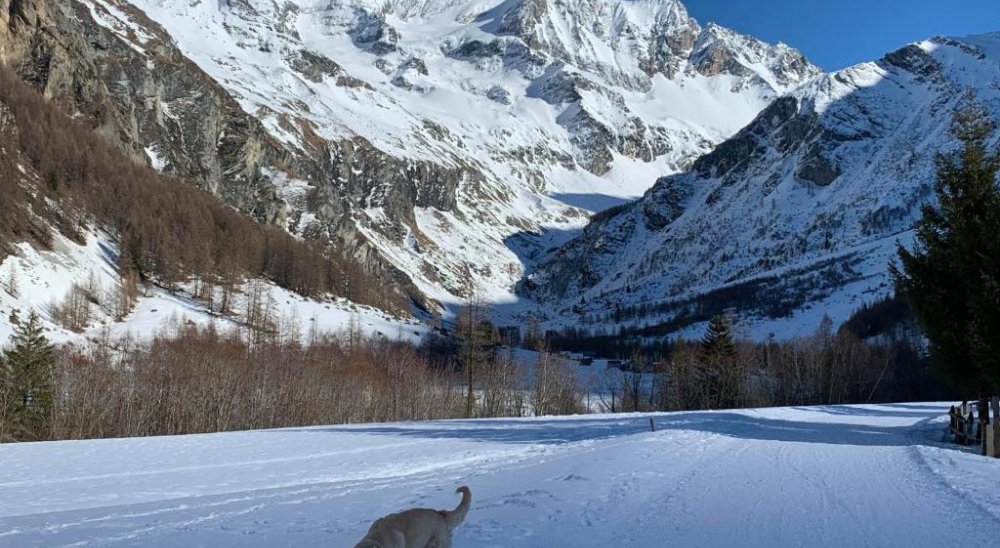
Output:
[[457, 295, 495, 417], [4, 264, 18, 298]]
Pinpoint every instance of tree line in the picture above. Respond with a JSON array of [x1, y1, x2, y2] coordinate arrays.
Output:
[[591, 312, 951, 414], [0, 309, 587, 442], [0, 298, 957, 443], [0, 316, 456, 442]]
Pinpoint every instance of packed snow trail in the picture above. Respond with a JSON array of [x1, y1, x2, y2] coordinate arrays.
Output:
[[1, 404, 998, 547]]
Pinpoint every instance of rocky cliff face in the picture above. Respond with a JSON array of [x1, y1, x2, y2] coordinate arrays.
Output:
[[0, 0, 456, 311], [525, 33, 1000, 337], [1, 0, 286, 219]]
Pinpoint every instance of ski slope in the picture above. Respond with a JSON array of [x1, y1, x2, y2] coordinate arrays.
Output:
[[1, 404, 998, 547]]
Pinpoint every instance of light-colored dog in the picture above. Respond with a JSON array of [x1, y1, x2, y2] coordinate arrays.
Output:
[[354, 486, 471, 548]]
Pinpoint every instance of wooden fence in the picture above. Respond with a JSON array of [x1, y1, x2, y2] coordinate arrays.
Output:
[[949, 397, 1000, 458]]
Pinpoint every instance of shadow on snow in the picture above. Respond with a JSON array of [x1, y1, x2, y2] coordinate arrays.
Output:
[[277, 405, 948, 449]]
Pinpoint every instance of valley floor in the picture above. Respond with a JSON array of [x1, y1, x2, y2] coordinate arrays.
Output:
[[1, 404, 998, 547]]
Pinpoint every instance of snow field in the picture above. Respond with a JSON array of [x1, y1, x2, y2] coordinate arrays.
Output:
[[0, 231, 423, 347], [1, 403, 998, 547]]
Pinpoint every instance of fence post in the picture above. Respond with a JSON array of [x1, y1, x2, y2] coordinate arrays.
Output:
[[952, 406, 963, 445], [992, 397, 1000, 458], [649, 417, 656, 432], [983, 399, 991, 457]]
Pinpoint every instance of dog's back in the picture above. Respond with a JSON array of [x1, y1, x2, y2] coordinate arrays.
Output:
[[356, 510, 439, 547], [354, 486, 471, 548]]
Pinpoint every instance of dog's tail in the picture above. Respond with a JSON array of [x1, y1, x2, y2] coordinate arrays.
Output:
[[441, 486, 471, 530]]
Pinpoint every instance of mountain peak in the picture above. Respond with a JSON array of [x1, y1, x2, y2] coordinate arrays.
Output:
[[479, 0, 817, 91]]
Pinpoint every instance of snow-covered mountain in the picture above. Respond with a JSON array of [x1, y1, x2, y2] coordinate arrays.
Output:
[[68, 0, 816, 309], [4, 0, 998, 344], [524, 33, 1000, 338]]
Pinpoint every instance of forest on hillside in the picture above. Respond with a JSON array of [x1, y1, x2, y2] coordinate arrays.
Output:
[[0, 67, 403, 314]]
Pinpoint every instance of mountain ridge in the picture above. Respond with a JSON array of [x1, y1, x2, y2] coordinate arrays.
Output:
[[523, 32, 1000, 338]]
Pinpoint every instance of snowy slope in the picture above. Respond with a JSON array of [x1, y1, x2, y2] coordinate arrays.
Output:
[[113, 0, 818, 305], [1, 403, 998, 546], [0, 233, 424, 347], [525, 33, 1000, 337]]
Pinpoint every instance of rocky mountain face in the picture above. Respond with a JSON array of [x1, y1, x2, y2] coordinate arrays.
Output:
[[525, 33, 1000, 337], [0, 0, 429, 311], [0, 0, 815, 313], [1, 0, 283, 217]]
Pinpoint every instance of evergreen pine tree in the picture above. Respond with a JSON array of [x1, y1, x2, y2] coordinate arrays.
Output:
[[702, 314, 736, 359], [701, 314, 737, 408], [1, 310, 55, 440], [892, 100, 1000, 396]]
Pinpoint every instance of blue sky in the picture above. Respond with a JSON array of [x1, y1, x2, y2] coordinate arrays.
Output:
[[683, 0, 1000, 70]]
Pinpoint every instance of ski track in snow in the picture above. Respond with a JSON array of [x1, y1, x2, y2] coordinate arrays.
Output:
[[1, 404, 998, 547]]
